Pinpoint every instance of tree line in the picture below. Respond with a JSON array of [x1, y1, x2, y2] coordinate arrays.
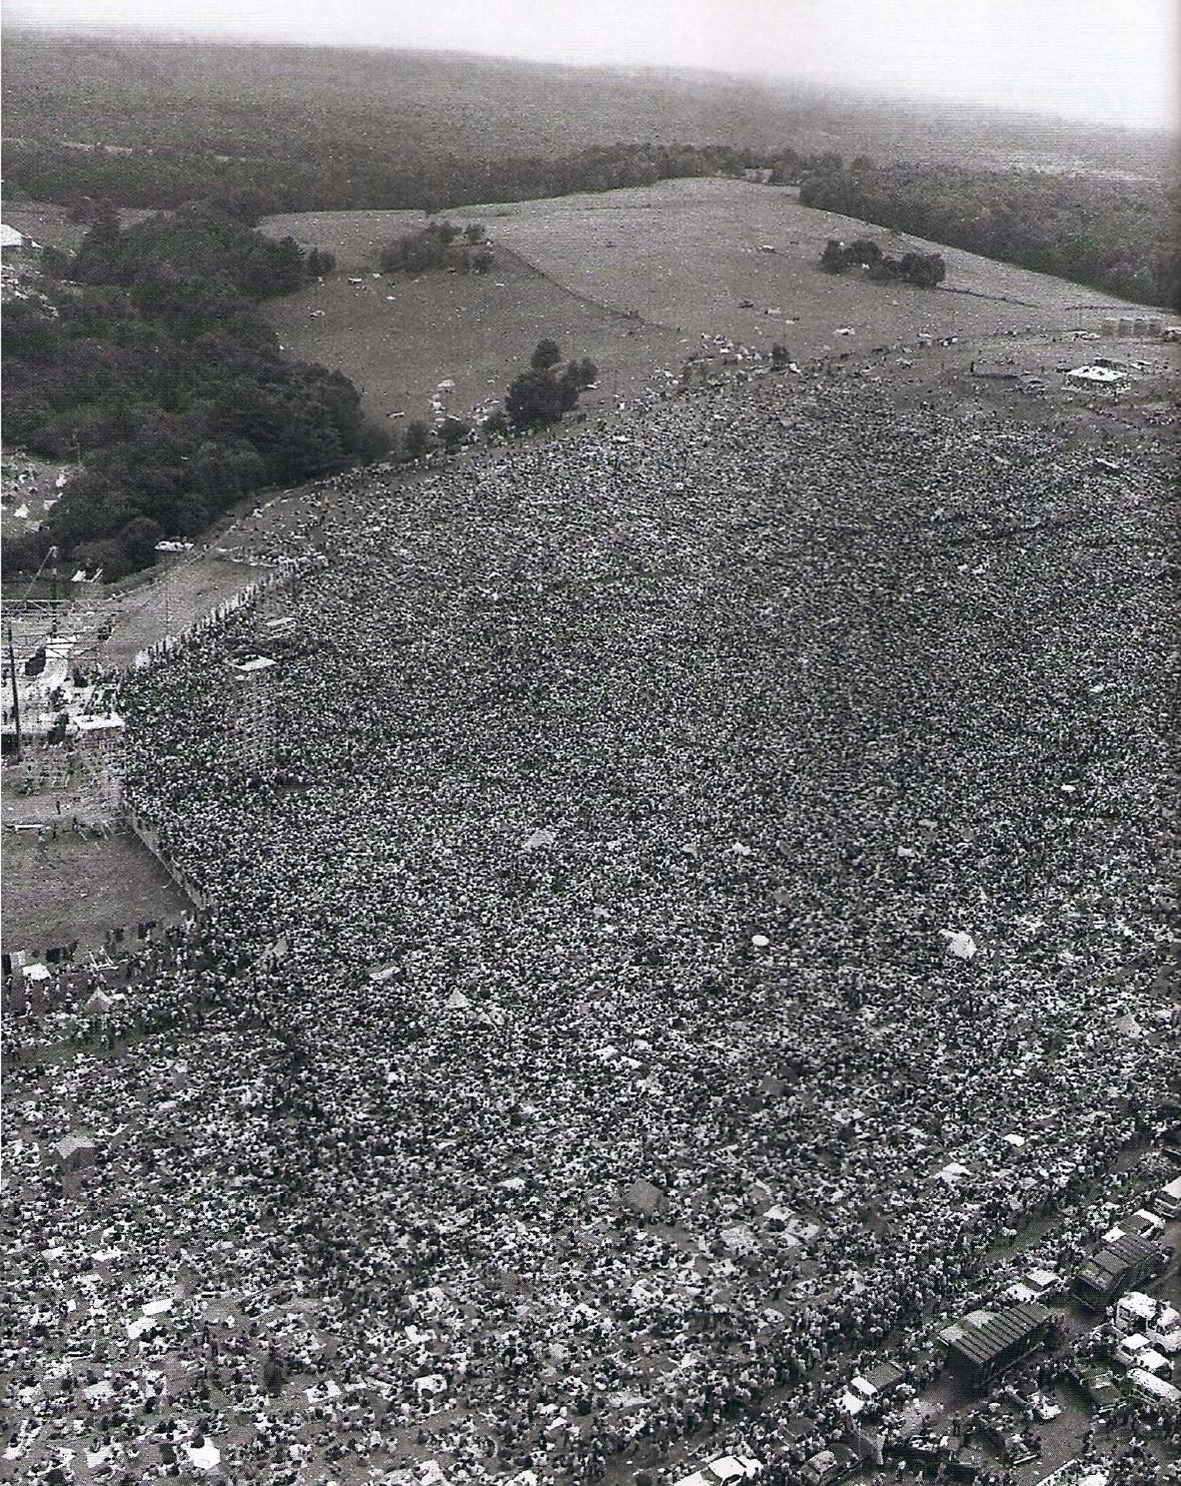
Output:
[[800, 159, 1180, 310], [5, 138, 825, 217], [3, 203, 383, 582]]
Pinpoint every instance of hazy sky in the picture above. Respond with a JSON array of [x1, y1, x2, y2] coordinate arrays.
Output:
[[7, 0, 1178, 129]]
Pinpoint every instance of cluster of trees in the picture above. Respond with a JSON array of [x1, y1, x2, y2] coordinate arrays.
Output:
[[820, 237, 946, 287], [801, 160, 1180, 310], [386, 342, 598, 465], [379, 220, 492, 274], [505, 341, 598, 430], [62, 196, 332, 297], [3, 204, 381, 582]]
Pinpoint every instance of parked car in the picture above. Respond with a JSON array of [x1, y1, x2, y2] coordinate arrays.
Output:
[[672, 1457, 762, 1486], [800, 1444, 859, 1486], [1064, 1361, 1122, 1416], [1113, 1332, 1172, 1376], [974, 1408, 1038, 1466], [1001, 1266, 1066, 1305], [836, 1360, 907, 1417]]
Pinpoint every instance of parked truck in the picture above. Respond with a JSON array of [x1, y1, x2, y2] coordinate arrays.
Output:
[[941, 1303, 1054, 1391], [1113, 1291, 1181, 1353], [1072, 1234, 1168, 1311]]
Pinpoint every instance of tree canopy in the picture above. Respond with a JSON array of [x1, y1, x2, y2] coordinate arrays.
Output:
[[3, 204, 382, 581]]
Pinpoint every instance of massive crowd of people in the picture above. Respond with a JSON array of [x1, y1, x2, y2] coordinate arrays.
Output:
[[4, 363, 1178, 1486]]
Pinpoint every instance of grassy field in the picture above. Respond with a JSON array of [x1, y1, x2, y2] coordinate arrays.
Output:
[[2, 826, 189, 954], [262, 235, 687, 426], [262, 179, 1156, 428], [262, 207, 429, 273], [472, 178, 1154, 349], [99, 553, 274, 668]]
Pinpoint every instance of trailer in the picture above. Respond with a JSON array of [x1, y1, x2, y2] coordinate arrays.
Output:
[[941, 1303, 1054, 1391]]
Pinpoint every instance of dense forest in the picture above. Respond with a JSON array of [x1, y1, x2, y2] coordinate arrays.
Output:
[[8, 135, 790, 216], [3, 203, 383, 581], [801, 161, 1181, 310], [4, 31, 1175, 211]]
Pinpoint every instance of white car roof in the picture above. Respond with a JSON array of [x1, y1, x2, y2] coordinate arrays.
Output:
[[709, 1458, 759, 1481]]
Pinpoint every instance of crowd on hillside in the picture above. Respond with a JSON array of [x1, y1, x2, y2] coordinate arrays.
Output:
[[4, 368, 1178, 1486]]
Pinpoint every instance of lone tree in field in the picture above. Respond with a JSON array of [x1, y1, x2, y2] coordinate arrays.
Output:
[[506, 369, 567, 429], [402, 420, 431, 460]]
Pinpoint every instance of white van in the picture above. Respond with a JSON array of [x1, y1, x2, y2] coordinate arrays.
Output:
[[1113, 1332, 1171, 1375], [1126, 1366, 1181, 1409]]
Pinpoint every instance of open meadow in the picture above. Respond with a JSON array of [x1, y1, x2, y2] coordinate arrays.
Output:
[[262, 178, 1160, 427], [262, 235, 687, 426], [468, 178, 1154, 344]]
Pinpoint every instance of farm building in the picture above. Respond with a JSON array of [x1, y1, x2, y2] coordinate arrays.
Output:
[[1, 223, 27, 251]]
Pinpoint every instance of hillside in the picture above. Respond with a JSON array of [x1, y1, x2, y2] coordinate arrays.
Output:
[[15, 355, 1168, 1485], [3, 31, 1175, 215], [260, 179, 1168, 428]]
